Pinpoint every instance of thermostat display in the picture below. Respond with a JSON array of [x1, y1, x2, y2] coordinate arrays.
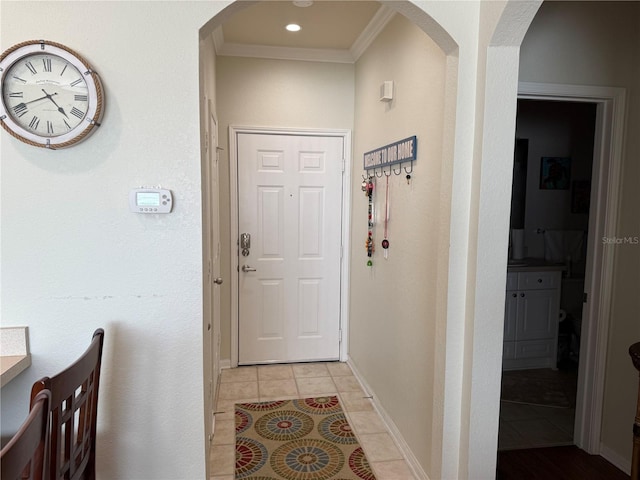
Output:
[[129, 188, 173, 213]]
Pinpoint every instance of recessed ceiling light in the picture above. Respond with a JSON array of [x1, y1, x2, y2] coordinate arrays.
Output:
[[286, 23, 301, 32], [293, 0, 313, 7]]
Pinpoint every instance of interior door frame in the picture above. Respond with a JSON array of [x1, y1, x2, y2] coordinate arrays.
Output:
[[229, 125, 352, 367], [517, 82, 627, 456], [208, 103, 221, 414], [202, 98, 221, 446]]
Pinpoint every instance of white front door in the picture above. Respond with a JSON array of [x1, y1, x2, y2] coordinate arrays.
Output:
[[237, 132, 344, 364]]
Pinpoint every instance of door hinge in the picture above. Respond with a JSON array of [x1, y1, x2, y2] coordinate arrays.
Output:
[[340, 245, 343, 259], [342, 158, 345, 173], [339, 330, 342, 343], [583, 292, 588, 303]]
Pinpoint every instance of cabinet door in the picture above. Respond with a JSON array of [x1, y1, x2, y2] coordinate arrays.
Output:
[[516, 289, 559, 340], [504, 291, 517, 342]]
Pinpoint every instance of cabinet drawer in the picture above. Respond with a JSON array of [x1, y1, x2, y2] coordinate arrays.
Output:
[[515, 339, 554, 359], [518, 271, 560, 290]]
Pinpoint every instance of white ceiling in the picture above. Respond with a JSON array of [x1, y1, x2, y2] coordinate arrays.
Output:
[[213, 1, 396, 63]]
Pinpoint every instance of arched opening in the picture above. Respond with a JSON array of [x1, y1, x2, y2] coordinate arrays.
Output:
[[198, 1, 543, 478], [497, 1, 637, 476]]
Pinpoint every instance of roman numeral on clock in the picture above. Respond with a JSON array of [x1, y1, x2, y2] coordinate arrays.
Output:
[[29, 116, 40, 130], [25, 61, 37, 75], [13, 103, 28, 117], [70, 107, 84, 119], [9, 92, 24, 98], [74, 95, 88, 102], [47, 121, 54, 134], [70, 78, 83, 87], [43, 58, 52, 73]]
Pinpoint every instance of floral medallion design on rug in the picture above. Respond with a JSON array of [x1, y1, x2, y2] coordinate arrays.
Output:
[[235, 396, 377, 479]]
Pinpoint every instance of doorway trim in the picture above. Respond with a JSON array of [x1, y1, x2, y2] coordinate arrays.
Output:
[[228, 125, 352, 367], [517, 81, 627, 455]]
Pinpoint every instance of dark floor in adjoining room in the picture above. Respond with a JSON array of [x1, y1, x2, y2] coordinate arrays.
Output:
[[496, 445, 630, 480], [499, 363, 579, 449]]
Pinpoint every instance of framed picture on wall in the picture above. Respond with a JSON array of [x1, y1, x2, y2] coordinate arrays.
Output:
[[540, 156, 571, 190]]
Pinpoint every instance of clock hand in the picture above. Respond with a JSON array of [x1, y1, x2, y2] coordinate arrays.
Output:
[[41, 89, 69, 119], [10, 93, 57, 114], [19, 92, 58, 106]]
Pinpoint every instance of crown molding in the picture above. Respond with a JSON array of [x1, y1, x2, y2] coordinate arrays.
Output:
[[216, 42, 354, 64], [350, 5, 396, 61], [211, 5, 395, 64]]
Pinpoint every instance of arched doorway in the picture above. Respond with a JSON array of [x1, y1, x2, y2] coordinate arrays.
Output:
[[199, 2, 543, 478]]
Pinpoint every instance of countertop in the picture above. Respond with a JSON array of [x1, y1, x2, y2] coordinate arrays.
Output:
[[507, 258, 567, 272], [0, 326, 31, 388], [0, 355, 32, 388]]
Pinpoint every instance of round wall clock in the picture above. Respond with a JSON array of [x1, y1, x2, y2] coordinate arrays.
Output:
[[0, 40, 105, 149]]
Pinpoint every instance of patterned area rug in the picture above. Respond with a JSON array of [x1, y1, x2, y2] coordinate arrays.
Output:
[[235, 396, 377, 479]]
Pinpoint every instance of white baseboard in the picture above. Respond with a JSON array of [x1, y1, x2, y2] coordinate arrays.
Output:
[[346, 357, 430, 480], [599, 443, 631, 475], [220, 358, 231, 370]]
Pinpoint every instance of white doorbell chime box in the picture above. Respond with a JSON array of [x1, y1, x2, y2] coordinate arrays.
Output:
[[380, 81, 394, 102]]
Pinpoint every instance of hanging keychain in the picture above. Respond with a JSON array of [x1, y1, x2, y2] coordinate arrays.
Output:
[[381, 173, 390, 259], [365, 175, 374, 266]]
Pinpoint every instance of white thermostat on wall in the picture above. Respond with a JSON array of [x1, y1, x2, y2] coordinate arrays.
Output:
[[129, 188, 173, 213]]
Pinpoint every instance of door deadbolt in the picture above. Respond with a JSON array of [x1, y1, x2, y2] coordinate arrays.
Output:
[[240, 233, 251, 256]]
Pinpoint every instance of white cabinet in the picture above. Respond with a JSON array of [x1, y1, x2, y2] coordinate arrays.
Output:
[[503, 270, 561, 370]]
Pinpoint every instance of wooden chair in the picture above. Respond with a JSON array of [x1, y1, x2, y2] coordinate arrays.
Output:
[[30, 329, 104, 480], [0, 389, 52, 480], [630, 342, 640, 480]]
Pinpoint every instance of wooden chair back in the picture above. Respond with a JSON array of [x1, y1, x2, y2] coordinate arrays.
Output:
[[0, 389, 52, 480], [30, 329, 104, 480]]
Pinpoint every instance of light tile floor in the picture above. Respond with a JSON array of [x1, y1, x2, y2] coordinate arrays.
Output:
[[210, 362, 416, 480], [498, 400, 575, 450]]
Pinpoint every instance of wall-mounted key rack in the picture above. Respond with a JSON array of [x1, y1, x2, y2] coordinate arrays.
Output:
[[363, 135, 417, 179]]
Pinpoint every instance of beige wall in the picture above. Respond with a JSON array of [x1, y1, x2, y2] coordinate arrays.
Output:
[[349, 14, 448, 477], [215, 56, 355, 361], [519, 0, 640, 467]]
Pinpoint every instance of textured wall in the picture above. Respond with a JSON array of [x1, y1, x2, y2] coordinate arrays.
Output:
[[0, 2, 222, 478]]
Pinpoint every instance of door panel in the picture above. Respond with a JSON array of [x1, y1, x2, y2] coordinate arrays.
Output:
[[237, 133, 343, 364], [258, 187, 284, 257]]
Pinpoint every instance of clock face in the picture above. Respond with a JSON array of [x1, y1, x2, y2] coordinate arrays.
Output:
[[3, 53, 89, 137], [0, 41, 104, 149]]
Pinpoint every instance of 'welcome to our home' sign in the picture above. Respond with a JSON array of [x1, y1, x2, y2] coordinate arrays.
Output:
[[363, 135, 417, 170]]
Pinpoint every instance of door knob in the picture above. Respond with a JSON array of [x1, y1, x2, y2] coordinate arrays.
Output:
[[213, 277, 223, 285], [242, 265, 257, 272]]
